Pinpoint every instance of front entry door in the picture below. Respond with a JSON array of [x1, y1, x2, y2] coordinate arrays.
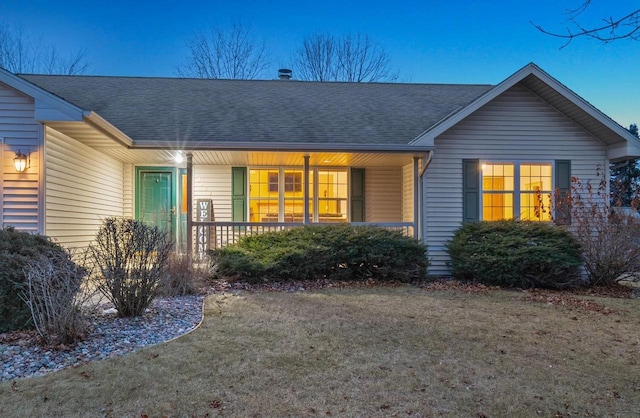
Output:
[[138, 170, 174, 236]]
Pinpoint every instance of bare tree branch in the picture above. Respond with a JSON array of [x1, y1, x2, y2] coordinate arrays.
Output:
[[293, 33, 335, 81], [176, 23, 270, 79], [0, 23, 90, 74], [533, 1, 640, 48], [293, 33, 397, 82]]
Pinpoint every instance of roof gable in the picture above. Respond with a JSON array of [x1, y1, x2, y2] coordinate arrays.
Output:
[[411, 63, 640, 152], [0, 67, 84, 121]]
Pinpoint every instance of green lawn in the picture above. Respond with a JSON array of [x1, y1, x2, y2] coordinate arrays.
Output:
[[1, 285, 638, 417]]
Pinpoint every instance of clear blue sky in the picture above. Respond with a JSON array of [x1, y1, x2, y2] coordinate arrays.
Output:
[[1, 0, 638, 127]]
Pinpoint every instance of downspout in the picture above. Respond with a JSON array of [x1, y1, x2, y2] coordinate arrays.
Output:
[[417, 150, 433, 242], [0, 138, 3, 230], [420, 150, 433, 178], [186, 153, 193, 257], [413, 157, 420, 239]]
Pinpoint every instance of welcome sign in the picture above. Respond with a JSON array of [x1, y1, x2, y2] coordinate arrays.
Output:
[[197, 199, 213, 255]]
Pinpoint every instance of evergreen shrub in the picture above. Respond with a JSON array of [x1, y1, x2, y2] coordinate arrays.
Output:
[[446, 220, 582, 289], [210, 224, 428, 283], [0, 227, 68, 332]]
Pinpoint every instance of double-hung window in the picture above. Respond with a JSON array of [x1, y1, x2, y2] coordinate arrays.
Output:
[[248, 168, 348, 223], [481, 162, 553, 221]]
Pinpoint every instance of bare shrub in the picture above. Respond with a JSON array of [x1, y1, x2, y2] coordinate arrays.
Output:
[[89, 218, 172, 317], [21, 249, 92, 345], [159, 252, 207, 296], [567, 172, 640, 286]]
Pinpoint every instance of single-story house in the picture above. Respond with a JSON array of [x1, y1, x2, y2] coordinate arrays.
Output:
[[1, 62, 639, 275]]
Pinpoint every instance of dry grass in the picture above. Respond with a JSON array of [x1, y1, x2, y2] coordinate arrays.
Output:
[[1, 286, 639, 417]]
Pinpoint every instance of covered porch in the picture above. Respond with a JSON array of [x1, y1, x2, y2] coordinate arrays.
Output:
[[179, 148, 430, 255]]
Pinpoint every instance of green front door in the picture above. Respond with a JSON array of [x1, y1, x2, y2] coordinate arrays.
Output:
[[138, 170, 174, 236]]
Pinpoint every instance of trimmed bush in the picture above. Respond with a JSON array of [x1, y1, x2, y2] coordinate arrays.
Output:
[[210, 224, 429, 283], [446, 220, 582, 289], [0, 227, 69, 333], [89, 218, 172, 317]]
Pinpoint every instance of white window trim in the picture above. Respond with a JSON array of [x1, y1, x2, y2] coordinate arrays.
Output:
[[479, 160, 554, 221], [248, 166, 350, 223]]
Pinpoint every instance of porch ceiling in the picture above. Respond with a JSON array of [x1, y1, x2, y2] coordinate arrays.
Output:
[[98, 148, 420, 167]]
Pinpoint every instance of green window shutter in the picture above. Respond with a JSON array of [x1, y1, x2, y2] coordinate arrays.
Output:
[[462, 159, 480, 222], [554, 160, 571, 225], [231, 167, 247, 222], [350, 168, 365, 222]]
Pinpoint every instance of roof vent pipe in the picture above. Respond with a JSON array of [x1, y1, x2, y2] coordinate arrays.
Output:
[[278, 68, 292, 80]]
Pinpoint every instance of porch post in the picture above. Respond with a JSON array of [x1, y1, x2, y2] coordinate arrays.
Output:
[[413, 157, 420, 240], [186, 153, 193, 257], [303, 155, 310, 224]]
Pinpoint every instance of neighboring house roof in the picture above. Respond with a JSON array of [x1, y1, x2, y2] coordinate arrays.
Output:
[[19, 74, 492, 146]]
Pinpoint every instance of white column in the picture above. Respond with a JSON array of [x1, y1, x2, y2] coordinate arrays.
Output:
[[186, 153, 193, 256], [303, 155, 310, 224]]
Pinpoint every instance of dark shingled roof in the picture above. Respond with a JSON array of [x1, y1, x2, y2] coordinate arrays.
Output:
[[20, 74, 493, 146]]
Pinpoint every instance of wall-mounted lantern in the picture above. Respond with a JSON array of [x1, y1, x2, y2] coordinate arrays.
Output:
[[14, 150, 29, 173]]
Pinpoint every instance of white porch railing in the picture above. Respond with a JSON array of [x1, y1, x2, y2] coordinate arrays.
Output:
[[192, 221, 415, 252]]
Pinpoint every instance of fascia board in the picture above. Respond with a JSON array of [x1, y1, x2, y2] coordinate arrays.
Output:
[[82, 111, 134, 147]]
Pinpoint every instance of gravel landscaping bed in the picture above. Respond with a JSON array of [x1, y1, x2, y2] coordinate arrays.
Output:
[[0, 295, 204, 381]]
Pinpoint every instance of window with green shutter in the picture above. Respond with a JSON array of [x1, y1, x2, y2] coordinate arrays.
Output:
[[554, 160, 571, 225], [464, 159, 568, 223], [231, 167, 247, 222], [463, 159, 480, 222], [350, 168, 365, 222]]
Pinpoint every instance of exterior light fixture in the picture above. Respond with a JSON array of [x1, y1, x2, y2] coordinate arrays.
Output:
[[175, 151, 184, 164], [14, 150, 29, 173]]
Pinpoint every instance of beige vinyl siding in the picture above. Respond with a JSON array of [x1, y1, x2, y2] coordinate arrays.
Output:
[[0, 82, 41, 232], [402, 162, 414, 222], [45, 127, 124, 248], [123, 163, 133, 217], [193, 165, 232, 222], [426, 83, 608, 275], [365, 167, 403, 222]]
